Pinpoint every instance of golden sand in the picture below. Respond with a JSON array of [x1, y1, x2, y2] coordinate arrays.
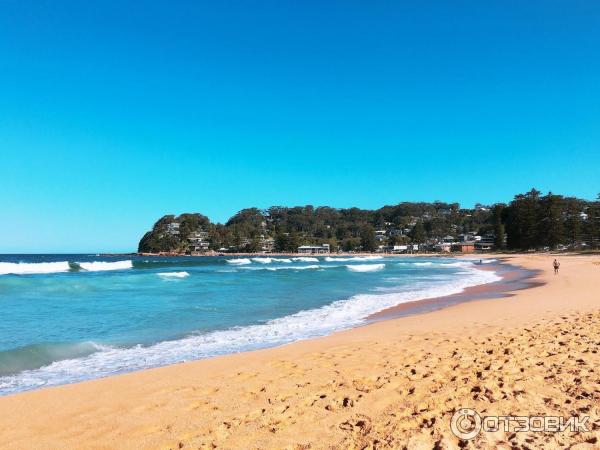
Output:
[[0, 254, 599, 449]]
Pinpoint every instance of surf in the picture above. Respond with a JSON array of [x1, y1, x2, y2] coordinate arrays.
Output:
[[0, 261, 71, 275], [0, 261, 501, 395]]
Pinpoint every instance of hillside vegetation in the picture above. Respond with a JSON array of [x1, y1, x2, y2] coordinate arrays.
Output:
[[138, 190, 600, 253]]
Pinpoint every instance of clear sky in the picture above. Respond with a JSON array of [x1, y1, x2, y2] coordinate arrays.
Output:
[[1, 1, 599, 253]]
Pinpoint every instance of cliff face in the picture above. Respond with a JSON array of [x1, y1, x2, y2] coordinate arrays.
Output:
[[137, 213, 210, 253]]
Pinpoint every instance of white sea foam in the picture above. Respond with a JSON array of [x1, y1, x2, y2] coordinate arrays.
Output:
[[397, 261, 476, 269], [325, 256, 382, 262], [226, 258, 252, 265], [438, 261, 477, 268], [266, 265, 322, 271], [0, 263, 501, 395], [252, 257, 273, 264], [292, 257, 319, 262], [346, 263, 385, 272], [0, 262, 71, 275], [242, 264, 327, 272], [157, 271, 190, 278], [252, 257, 293, 264], [78, 261, 133, 272]]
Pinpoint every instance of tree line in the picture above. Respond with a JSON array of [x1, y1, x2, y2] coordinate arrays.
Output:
[[138, 190, 600, 253]]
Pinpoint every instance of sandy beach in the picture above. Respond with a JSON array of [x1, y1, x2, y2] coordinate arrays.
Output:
[[1, 254, 599, 449]]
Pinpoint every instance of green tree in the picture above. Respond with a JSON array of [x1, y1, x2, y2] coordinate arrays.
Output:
[[564, 200, 583, 246], [504, 189, 542, 250], [586, 200, 600, 249], [539, 193, 564, 249], [342, 237, 360, 252], [409, 221, 427, 244], [246, 235, 261, 253], [325, 237, 338, 252], [288, 231, 300, 252], [359, 225, 376, 252], [274, 230, 289, 252], [492, 204, 505, 250]]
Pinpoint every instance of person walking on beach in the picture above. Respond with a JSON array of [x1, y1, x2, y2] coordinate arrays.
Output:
[[553, 259, 560, 275]]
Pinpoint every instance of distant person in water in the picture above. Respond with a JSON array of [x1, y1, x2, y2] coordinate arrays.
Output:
[[553, 259, 560, 275]]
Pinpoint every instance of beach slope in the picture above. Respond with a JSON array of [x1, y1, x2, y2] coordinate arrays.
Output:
[[0, 255, 599, 449]]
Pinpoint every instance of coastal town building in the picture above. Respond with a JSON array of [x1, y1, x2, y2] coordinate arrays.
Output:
[[435, 242, 452, 252], [188, 230, 210, 253], [451, 242, 475, 253], [474, 235, 496, 252], [297, 244, 330, 254], [166, 222, 180, 235], [261, 238, 275, 253], [474, 241, 494, 251], [457, 233, 481, 242], [378, 244, 419, 254]]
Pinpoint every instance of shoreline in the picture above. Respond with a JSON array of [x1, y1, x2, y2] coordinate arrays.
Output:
[[1, 254, 599, 448], [367, 258, 542, 322], [0, 255, 507, 397]]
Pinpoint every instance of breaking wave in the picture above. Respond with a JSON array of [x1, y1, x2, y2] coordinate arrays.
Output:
[[226, 258, 252, 265], [325, 256, 382, 262], [0, 263, 501, 395], [157, 271, 190, 278], [0, 341, 106, 377], [77, 260, 133, 272], [251, 257, 292, 264], [292, 257, 319, 262], [346, 263, 386, 272], [0, 261, 71, 275], [240, 264, 328, 271]]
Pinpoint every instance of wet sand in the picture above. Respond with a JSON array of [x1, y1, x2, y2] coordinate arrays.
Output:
[[368, 259, 541, 322]]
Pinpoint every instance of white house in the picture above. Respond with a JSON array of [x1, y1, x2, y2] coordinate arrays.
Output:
[[298, 244, 330, 254], [188, 230, 210, 252], [166, 222, 180, 235]]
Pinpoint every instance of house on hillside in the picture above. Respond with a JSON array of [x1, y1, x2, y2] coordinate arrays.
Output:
[[261, 237, 275, 253], [166, 222, 180, 235], [457, 233, 480, 242], [188, 230, 210, 253]]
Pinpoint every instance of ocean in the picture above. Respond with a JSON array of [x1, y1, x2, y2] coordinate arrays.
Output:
[[0, 254, 500, 395]]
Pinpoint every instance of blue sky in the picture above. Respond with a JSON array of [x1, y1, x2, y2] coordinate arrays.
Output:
[[1, 1, 599, 253]]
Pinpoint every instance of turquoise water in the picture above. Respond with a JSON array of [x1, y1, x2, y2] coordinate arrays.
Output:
[[0, 254, 500, 394]]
